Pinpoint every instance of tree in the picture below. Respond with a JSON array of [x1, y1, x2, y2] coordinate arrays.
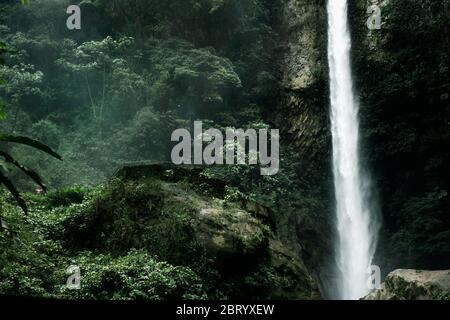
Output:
[[145, 39, 242, 116], [0, 41, 7, 121], [56, 37, 145, 123], [0, 39, 62, 214]]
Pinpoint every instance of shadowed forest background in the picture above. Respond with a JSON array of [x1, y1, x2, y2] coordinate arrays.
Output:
[[0, 0, 449, 299]]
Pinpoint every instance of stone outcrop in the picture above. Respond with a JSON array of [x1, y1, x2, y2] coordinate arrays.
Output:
[[364, 269, 450, 300], [272, 0, 333, 296], [72, 163, 321, 299], [275, 0, 329, 159]]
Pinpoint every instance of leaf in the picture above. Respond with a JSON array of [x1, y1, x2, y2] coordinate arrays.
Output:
[[0, 134, 62, 160], [0, 150, 46, 190], [0, 170, 27, 214]]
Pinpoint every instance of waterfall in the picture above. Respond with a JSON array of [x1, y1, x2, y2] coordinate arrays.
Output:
[[327, 0, 378, 300]]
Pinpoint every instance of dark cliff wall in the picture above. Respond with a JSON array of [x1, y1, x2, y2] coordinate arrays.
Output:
[[275, 0, 329, 163], [272, 0, 450, 287], [270, 0, 335, 295], [349, 0, 450, 273]]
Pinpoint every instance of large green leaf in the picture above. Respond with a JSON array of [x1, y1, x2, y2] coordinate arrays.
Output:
[[0, 170, 27, 214], [0, 150, 46, 190], [0, 134, 62, 160]]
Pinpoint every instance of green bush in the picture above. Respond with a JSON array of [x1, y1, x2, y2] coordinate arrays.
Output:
[[60, 250, 206, 300], [46, 187, 87, 208]]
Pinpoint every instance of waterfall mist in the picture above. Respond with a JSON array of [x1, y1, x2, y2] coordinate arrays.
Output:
[[327, 0, 379, 300]]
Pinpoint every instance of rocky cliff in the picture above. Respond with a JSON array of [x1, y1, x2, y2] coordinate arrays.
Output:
[[275, 0, 329, 160], [111, 164, 321, 299], [275, 0, 450, 284]]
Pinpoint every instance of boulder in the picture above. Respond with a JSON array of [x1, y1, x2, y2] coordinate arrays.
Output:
[[64, 163, 322, 299], [364, 269, 450, 300]]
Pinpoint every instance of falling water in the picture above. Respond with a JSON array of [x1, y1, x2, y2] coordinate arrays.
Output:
[[327, 0, 378, 300]]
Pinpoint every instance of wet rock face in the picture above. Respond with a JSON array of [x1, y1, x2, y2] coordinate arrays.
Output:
[[275, 0, 329, 158], [280, 0, 327, 91], [364, 270, 450, 300], [271, 0, 333, 295]]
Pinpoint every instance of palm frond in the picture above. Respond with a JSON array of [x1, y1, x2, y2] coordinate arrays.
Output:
[[0, 134, 62, 160], [0, 170, 27, 214], [0, 150, 46, 190]]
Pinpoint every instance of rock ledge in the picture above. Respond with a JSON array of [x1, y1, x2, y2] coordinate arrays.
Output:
[[364, 269, 450, 300]]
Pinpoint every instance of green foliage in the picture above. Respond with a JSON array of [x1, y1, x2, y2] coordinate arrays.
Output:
[[350, 0, 450, 270], [0, 134, 62, 213], [0, 173, 318, 300], [0, 195, 63, 297], [56, 36, 145, 122], [385, 189, 449, 269], [0, 0, 447, 301], [0, 41, 7, 120], [61, 250, 206, 300], [44, 179, 207, 270], [0, 0, 279, 189], [0, 134, 61, 159], [45, 186, 87, 208], [0, 20, 62, 213], [0, 188, 206, 300], [144, 39, 242, 115], [0, 63, 46, 111]]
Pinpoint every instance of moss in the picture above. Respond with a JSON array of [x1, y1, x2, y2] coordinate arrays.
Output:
[[1, 164, 321, 300], [45, 187, 88, 208], [384, 273, 450, 300], [430, 285, 450, 300]]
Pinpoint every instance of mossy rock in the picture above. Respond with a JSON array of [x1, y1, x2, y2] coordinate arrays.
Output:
[[364, 269, 450, 300], [113, 162, 227, 198], [33, 163, 320, 299]]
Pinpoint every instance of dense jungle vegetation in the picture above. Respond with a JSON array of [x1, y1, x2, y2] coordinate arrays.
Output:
[[0, 0, 449, 299]]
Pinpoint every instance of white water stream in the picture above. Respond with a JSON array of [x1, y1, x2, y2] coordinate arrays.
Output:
[[327, 0, 378, 300]]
